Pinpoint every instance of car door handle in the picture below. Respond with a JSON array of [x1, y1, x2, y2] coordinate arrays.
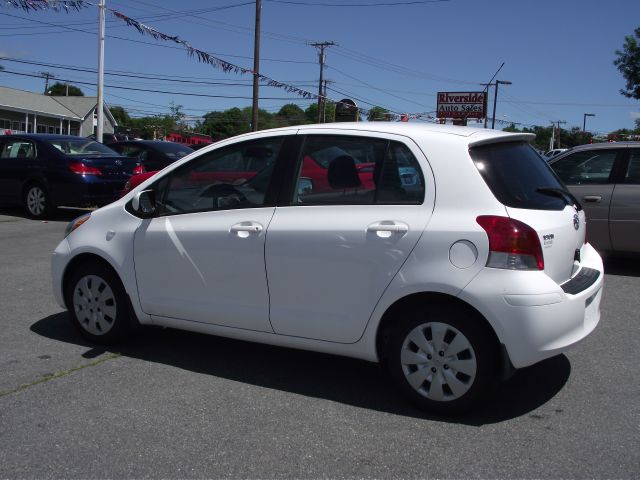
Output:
[[367, 222, 409, 233], [582, 195, 602, 203], [230, 222, 263, 234]]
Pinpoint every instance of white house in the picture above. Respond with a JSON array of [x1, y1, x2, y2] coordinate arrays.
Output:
[[0, 86, 117, 137]]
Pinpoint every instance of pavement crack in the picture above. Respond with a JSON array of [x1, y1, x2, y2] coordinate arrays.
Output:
[[0, 352, 121, 398]]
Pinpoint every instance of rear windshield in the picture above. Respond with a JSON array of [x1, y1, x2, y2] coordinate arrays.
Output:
[[469, 141, 566, 210], [49, 139, 117, 156], [152, 142, 193, 157]]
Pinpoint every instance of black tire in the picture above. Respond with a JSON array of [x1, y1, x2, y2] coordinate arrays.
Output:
[[386, 305, 497, 415], [23, 182, 53, 219], [64, 261, 131, 344]]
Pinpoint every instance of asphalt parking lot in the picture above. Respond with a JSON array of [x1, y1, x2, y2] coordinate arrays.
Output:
[[0, 207, 638, 479]]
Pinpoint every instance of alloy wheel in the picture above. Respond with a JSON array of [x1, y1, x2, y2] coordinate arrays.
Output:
[[26, 186, 46, 217]]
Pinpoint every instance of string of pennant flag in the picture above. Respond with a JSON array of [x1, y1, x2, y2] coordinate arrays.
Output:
[[2, 0, 441, 122]]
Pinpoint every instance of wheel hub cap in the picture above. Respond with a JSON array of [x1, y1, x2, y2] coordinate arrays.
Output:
[[401, 322, 477, 402], [72, 275, 117, 336], [27, 187, 45, 215]]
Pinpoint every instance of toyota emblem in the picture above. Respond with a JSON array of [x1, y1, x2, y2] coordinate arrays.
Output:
[[573, 214, 580, 230]]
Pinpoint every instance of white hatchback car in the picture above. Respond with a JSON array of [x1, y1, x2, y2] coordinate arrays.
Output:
[[52, 123, 603, 414]]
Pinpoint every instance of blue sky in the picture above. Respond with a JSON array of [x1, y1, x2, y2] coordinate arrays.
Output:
[[0, 0, 638, 135]]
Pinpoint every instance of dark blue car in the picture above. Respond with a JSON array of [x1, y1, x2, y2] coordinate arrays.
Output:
[[0, 134, 144, 218]]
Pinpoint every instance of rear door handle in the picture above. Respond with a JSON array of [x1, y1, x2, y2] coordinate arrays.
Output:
[[367, 222, 409, 234], [230, 222, 263, 234], [582, 195, 602, 203]]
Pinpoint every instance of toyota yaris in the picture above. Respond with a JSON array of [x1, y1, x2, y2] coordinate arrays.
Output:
[[52, 123, 603, 414]]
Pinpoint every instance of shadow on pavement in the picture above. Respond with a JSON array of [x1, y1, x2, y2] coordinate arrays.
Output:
[[0, 206, 91, 222], [603, 254, 640, 278], [32, 312, 571, 426]]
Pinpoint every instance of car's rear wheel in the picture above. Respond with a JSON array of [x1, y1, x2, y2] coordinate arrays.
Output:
[[387, 306, 497, 414], [23, 183, 52, 219], [65, 261, 131, 344]]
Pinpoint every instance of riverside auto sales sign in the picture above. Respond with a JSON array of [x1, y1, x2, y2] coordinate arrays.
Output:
[[437, 92, 487, 119]]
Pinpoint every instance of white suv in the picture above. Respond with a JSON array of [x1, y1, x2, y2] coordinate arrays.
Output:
[[52, 123, 603, 414]]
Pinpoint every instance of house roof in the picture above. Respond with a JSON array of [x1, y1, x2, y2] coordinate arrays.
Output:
[[0, 86, 116, 125], [52, 95, 117, 125], [51, 96, 99, 118], [0, 86, 80, 119]]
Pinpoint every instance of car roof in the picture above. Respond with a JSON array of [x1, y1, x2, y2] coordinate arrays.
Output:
[[550, 141, 640, 161], [220, 122, 535, 148], [110, 140, 191, 147]]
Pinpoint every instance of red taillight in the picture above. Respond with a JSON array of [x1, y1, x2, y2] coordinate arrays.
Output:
[[476, 215, 544, 270], [133, 164, 146, 175], [68, 161, 102, 176]]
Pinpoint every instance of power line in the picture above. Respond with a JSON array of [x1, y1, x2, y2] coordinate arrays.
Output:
[[0, 57, 278, 87], [328, 64, 434, 110], [0, 70, 312, 101], [0, 12, 314, 65], [126, 0, 313, 46], [266, 0, 448, 6]]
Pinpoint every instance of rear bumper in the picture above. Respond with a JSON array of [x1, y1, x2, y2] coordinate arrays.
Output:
[[459, 243, 603, 369], [50, 176, 129, 207]]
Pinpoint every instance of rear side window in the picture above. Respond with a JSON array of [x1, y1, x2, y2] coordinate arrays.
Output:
[[1, 139, 36, 159], [470, 141, 566, 210], [624, 151, 640, 184], [294, 135, 425, 205]]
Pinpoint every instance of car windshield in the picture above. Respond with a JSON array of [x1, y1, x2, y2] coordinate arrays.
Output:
[[50, 139, 118, 156], [151, 142, 193, 159]]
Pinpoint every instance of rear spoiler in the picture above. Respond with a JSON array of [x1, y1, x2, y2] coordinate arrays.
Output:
[[468, 133, 536, 148]]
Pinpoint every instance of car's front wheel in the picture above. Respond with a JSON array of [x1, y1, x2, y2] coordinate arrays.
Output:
[[65, 261, 131, 344], [387, 306, 497, 414]]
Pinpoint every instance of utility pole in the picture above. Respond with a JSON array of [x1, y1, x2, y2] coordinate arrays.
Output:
[[582, 113, 595, 134], [551, 120, 566, 149], [309, 41, 335, 123], [491, 80, 511, 129], [322, 79, 332, 123], [96, 0, 106, 142], [251, 0, 261, 131], [41, 72, 55, 94]]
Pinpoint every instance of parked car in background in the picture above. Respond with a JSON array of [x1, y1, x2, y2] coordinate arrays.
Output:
[[0, 134, 144, 218], [549, 142, 640, 254], [545, 148, 568, 159], [107, 140, 193, 172], [88, 132, 136, 144], [53, 123, 603, 414]]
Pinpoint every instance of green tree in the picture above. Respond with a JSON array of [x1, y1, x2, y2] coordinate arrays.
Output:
[[201, 107, 251, 139], [46, 82, 84, 96], [110, 106, 131, 127], [367, 106, 390, 121], [276, 104, 306, 126], [614, 27, 640, 99], [304, 103, 337, 123], [169, 102, 186, 129]]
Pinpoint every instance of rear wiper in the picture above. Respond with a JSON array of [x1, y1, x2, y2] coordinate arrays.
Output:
[[536, 187, 583, 211]]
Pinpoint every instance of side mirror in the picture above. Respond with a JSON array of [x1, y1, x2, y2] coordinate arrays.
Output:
[[131, 190, 156, 218]]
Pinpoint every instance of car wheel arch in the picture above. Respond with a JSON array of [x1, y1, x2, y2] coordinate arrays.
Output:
[[63, 253, 123, 309], [375, 292, 502, 367]]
